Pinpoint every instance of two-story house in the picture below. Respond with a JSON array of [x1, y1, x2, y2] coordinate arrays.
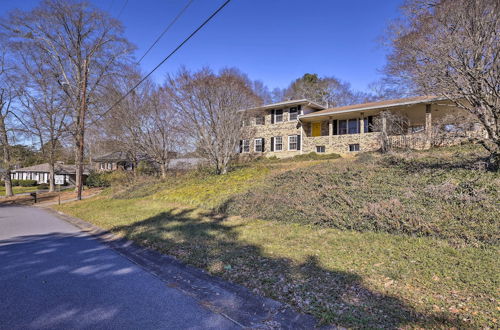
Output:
[[239, 96, 483, 157]]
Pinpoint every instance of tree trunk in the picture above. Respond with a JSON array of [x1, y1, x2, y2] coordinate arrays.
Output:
[[48, 162, 55, 192], [160, 163, 167, 178], [75, 59, 88, 201], [0, 117, 13, 197]]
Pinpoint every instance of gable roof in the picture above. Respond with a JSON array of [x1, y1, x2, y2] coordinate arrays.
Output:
[[241, 99, 326, 112], [299, 95, 445, 119], [93, 151, 131, 162]]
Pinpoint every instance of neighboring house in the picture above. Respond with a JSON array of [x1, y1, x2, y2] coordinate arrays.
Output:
[[239, 96, 482, 157], [10, 162, 90, 185], [93, 151, 180, 172], [93, 151, 135, 172], [168, 157, 206, 170]]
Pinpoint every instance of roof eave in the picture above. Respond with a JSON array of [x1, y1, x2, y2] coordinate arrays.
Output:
[[299, 97, 447, 120]]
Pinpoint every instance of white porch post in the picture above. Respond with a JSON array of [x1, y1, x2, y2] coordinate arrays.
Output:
[[360, 112, 365, 134], [328, 117, 333, 147], [300, 122, 305, 154], [425, 104, 432, 149]]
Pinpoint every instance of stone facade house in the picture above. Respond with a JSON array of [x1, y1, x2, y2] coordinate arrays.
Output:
[[239, 96, 482, 157]]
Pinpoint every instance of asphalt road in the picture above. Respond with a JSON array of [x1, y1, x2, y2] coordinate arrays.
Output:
[[0, 205, 238, 330]]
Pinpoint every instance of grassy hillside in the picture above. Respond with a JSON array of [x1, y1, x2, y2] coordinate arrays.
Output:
[[55, 144, 499, 328]]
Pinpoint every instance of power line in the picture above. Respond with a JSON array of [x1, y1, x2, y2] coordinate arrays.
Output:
[[137, 0, 195, 64], [117, 0, 128, 19], [98, 0, 232, 121]]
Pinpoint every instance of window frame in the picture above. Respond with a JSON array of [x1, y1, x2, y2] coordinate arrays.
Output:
[[274, 109, 283, 123], [274, 136, 283, 151], [288, 135, 298, 151], [254, 138, 263, 152], [348, 119, 359, 134], [349, 143, 360, 152], [242, 139, 250, 153], [289, 107, 298, 121], [255, 115, 265, 125], [316, 145, 326, 153]]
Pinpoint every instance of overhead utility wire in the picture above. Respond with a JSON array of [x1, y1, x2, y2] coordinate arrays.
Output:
[[98, 0, 232, 120], [137, 0, 195, 64]]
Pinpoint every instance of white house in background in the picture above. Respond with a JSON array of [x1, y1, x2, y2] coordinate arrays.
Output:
[[10, 162, 90, 185]]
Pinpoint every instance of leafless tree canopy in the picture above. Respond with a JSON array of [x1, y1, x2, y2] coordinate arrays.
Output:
[[164, 67, 261, 174], [283, 73, 371, 107], [101, 70, 182, 178], [4, 0, 135, 197], [10, 35, 71, 192], [0, 46, 16, 196], [384, 0, 500, 169]]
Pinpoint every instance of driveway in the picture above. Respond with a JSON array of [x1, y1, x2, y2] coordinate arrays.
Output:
[[0, 205, 238, 330]]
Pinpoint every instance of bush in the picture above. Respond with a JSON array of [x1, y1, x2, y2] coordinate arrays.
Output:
[[86, 170, 131, 188], [292, 152, 340, 161], [18, 179, 38, 187], [37, 183, 49, 190], [86, 172, 111, 188]]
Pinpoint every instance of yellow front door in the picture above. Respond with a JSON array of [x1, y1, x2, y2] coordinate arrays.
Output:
[[312, 122, 321, 137]]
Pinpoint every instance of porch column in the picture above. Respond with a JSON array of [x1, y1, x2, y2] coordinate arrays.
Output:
[[425, 104, 432, 149], [382, 115, 387, 135], [300, 122, 305, 154], [328, 117, 333, 147], [360, 112, 365, 134]]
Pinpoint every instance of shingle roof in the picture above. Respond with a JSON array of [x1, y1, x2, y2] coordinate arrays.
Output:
[[12, 163, 90, 175], [300, 95, 444, 119], [241, 99, 326, 112], [93, 151, 132, 162]]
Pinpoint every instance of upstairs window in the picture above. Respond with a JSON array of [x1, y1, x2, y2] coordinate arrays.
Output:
[[275, 109, 283, 123], [289, 107, 298, 121], [255, 115, 265, 125]]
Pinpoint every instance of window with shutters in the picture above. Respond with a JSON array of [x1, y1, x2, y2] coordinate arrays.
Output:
[[289, 107, 298, 121], [275, 109, 283, 123], [254, 138, 263, 152], [242, 139, 250, 153], [274, 136, 283, 151], [288, 135, 298, 150]]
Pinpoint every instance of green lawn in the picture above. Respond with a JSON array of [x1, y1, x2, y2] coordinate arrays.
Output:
[[55, 144, 500, 328], [0, 186, 39, 196]]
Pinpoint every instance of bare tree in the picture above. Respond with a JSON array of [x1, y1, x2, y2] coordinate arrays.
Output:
[[283, 73, 369, 107], [0, 48, 16, 196], [164, 67, 260, 175], [384, 0, 500, 169], [12, 39, 70, 192], [371, 111, 410, 152], [5, 0, 134, 198]]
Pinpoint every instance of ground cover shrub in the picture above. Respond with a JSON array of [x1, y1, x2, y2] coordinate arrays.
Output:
[[224, 145, 499, 246], [17, 179, 38, 187]]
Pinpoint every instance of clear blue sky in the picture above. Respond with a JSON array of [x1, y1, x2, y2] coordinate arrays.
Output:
[[0, 0, 402, 93]]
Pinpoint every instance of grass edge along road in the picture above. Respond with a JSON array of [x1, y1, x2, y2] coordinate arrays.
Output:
[[55, 145, 500, 328]]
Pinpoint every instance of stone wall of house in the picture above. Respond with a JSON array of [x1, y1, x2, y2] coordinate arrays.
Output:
[[240, 106, 319, 158], [303, 132, 382, 154]]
